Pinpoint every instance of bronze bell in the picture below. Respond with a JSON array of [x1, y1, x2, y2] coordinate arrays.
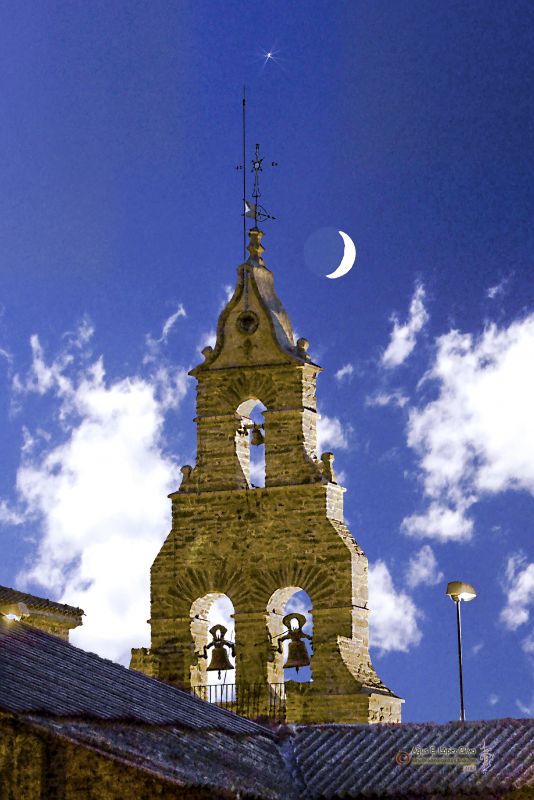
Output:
[[280, 612, 312, 673], [204, 624, 235, 679], [284, 639, 311, 671], [207, 646, 234, 678], [250, 424, 265, 446]]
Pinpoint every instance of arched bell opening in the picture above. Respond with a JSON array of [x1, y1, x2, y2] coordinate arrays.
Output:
[[266, 587, 313, 685], [236, 398, 266, 488], [190, 593, 235, 691]]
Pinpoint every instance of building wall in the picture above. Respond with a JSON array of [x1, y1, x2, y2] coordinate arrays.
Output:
[[141, 480, 400, 723], [0, 717, 222, 800], [22, 615, 79, 641]]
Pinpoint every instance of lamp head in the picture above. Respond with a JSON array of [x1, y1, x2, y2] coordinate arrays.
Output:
[[446, 580, 477, 603]]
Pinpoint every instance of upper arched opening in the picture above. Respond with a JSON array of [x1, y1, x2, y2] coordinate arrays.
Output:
[[236, 398, 266, 488]]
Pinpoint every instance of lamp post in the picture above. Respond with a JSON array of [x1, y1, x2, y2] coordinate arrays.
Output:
[[446, 581, 477, 722]]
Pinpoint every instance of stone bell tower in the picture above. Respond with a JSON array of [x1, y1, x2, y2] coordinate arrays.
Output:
[[131, 227, 402, 724]]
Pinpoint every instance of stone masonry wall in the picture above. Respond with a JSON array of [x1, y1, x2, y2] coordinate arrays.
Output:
[[0, 716, 218, 800], [146, 482, 400, 723], [133, 231, 402, 724]]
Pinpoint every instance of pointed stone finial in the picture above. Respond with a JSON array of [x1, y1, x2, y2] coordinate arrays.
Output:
[[246, 227, 265, 267], [297, 338, 312, 362], [321, 452, 337, 483]]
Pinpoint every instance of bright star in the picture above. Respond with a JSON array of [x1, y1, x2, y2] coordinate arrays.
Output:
[[260, 47, 280, 70]]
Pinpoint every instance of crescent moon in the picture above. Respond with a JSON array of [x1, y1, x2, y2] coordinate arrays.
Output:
[[326, 231, 356, 279]]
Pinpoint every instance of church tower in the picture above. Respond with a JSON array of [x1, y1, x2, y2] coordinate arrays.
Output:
[[131, 227, 402, 724]]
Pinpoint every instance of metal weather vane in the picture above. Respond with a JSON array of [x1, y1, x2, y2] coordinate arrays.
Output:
[[245, 142, 277, 226], [235, 88, 277, 258]]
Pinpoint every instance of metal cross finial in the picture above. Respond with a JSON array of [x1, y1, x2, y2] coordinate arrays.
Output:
[[248, 142, 277, 226], [237, 142, 277, 227]]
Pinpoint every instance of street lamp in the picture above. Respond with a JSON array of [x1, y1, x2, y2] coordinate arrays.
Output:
[[446, 580, 477, 722]]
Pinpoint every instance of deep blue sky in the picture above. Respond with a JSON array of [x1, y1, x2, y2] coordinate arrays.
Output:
[[0, 1, 533, 723]]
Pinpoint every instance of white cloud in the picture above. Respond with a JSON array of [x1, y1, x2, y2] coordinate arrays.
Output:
[[471, 642, 484, 656], [20, 426, 52, 455], [516, 694, 534, 716], [382, 284, 428, 368], [487, 276, 509, 300], [220, 285, 234, 308], [12, 317, 96, 399], [402, 315, 534, 541], [402, 501, 474, 542], [368, 560, 422, 654], [334, 363, 353, 382], [11, 321, 189, 665], [405, 545, 444, 589], [285, 591, 313, 630], [249, 450, 266, 487], [198, 329, 217, 354], [209, 596, 235, 638], [499, 552, 534, 723], [160, 304, 187, 341], [144, 304, 186, 361], [335, 469, 347, 486], [14, 334, 73, 397], [0, 346, 13, 364], [317, 413, 349, 453], [366, 391, 409, 409], [488, 693, 499, 706], [500, 553, 534, 631], [196, 286, 235, 355], [62, 316, 95, 349], [0, 500, 25, 526]]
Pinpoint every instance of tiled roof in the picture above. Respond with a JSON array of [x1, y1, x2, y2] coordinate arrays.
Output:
[[292, 719, 534, 798], [0, 617, 292, 800], [0, 584, 84, 618], [1, 617, 532, 799], [0, 617, 262, 732]]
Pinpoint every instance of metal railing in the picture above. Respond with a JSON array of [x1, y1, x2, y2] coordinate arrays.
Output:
[[191, 682, 287, 721]]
